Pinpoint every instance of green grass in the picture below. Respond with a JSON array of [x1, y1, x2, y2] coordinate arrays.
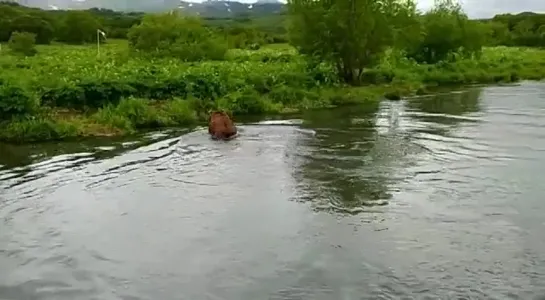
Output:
[[1, 39, 545, 143]]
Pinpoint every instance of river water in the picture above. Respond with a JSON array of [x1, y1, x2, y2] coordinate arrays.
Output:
[[1, 81, 545, 299]]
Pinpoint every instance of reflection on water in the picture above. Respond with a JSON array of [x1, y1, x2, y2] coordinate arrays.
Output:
[[292, 88, 484, 214], [1, 81, 545, 299], [294, 106, 397, 213]]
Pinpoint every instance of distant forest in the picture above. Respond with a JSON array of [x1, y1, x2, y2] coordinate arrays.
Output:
[[1, 1, 544, 47]]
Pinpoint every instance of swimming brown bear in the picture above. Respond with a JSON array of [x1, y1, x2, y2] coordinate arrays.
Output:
[[208, 111, 238, 140]]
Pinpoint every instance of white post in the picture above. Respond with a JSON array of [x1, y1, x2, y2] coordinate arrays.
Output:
[[97, 29, 100, 56]]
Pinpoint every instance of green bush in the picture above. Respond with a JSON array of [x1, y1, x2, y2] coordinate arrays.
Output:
[[93, 97, 159, 131], [9, 13, 55, 44], [0, 116, 81, 143], [406, 0, 486, 64], [127, 12, 228, 61], [215, 87, 283, 115], [40, 80, 137, 110], [57, 11, 101, 44], [224, 26, 266, 50], [159, 98, 199, 126], [92, 97, 198, 132], [8, 31, 37, 56], [0, 83, 37, 120]]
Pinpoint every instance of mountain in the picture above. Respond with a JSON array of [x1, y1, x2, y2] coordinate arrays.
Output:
[[12, 0, 285, 17], [177, 0, 284, 18]]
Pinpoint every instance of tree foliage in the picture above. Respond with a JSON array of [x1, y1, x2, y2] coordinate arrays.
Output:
[[8, 31, 38, 56], [9, 12, 54, 44], [224, 26, 266, 49], [287, 0, 418, 84], [56, 10, 101, 44], [483, 12, 545, 47], [127, 12, 228, 61], [407, 0, 487, 64], [0, 3, 55, 44]]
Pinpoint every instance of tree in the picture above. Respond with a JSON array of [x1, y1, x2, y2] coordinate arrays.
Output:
[[487, 12, 545, 47], [127, 12, 228, 61], [511, 19, 541, 46], [0, 3, 21, 42], [225, 26, 266, 49], [407, 0, 486, 63], [287, 0, 418, 85], [538, 24, 545, 42], [10, 13, 54, 44], [58, 10, 101, 44], [8, 31, 37, 56], [483, 21, 511, 46]]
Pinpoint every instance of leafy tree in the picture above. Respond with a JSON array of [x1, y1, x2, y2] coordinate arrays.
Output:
[[0, 3, 21, 42], [287, 0, 418, 85], [225, 26, 266, 49], [511, 19, 543, 46], [89, 8, 143, 39], [538, 24, 545, 39], [487, 12, 545, 47], [57, 10, 101, 44], [8, 31, 38, 56], [407, 0, 486, 63], [482, 21, 511, 46], [10, 13, 54, 44], [127, 12, 228, 61]]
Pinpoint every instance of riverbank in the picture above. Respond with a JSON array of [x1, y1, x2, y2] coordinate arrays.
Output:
[[1, 40, 545, 143]]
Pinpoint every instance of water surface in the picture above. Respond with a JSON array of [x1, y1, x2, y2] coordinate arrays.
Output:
[[1, 81, 545, 299]]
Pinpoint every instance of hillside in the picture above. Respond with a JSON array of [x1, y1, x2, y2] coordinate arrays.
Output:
[[10, 0, 285, 17], [177, 1, 285, 18]]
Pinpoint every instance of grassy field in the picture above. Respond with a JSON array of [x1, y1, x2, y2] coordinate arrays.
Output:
[[1, 39, 545, 143]]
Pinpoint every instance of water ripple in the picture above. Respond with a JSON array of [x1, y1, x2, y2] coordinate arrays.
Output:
[[1, 83, 545, 299]]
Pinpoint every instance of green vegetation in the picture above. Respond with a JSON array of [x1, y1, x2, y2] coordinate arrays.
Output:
[[483, 12, 545, 47], [2, 1, 544, 47], [0, 2, 287, 46], [1, 0, 545, 143], [127, 13, 228, 61], [7, 31, 38, 56]]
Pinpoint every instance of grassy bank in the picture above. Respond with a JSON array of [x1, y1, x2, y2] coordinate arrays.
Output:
[[1, 40, 545, 143]]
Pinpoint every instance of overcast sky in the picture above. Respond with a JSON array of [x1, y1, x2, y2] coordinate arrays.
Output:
[[416, 0, 545, 18], [236, 0, 545, 19]]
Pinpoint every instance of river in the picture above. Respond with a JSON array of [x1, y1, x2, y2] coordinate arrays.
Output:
[[1, 81, 545, 299]]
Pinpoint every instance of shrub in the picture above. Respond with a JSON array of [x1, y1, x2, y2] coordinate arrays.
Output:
[[0, 116, 81, 143], [225, 26, 266, 50], [215, 87, 283, 115], [57, 11, 101, 44], [127, 12, 228, 61], [93, 97, 158, 132], [9, 13, 55, 44], [92, 97, 199, 133], [406, 0, 486, 63], [8, 31, 37, 56], [40, 80, 137, 110], [159, 98, 198, 126], [0, 83, 37, 120]]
